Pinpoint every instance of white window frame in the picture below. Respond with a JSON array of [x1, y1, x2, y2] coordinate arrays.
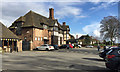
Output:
[[38, 37, 40, 41], [35, 37, 37, 41]]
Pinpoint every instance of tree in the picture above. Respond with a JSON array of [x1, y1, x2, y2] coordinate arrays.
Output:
[[103, 40, 107, 45], [100, 16, 119, 45]]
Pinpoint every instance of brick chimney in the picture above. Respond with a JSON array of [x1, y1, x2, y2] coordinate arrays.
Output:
[[76, 35, 78, 39], [63, 22, 66, 25], [49, 8, 54, 19]]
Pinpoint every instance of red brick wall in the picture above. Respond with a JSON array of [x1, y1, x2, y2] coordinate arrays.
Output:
[[18, 28, 33, 41], [32, 28, 51, 49], [10, 27, 51, 50]]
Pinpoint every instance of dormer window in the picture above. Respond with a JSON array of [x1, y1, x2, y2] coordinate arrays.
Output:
[[26, 31, 30, 33], [43, 25, 47, 29]]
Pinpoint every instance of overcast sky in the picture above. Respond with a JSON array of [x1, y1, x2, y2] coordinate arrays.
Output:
[[0, 0, 119, 38]]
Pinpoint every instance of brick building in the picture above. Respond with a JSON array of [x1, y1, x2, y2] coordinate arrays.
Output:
[[9, 8, 71, 50]]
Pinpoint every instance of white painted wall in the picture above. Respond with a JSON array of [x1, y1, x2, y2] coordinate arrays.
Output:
[[51, 31, 64, 45], [58, 36, 60, 45]]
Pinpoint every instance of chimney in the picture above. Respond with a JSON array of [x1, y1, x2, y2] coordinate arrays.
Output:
[[63, 22, 66, 25], [76, 35, 78, 39], [49, 8, 54, 19]]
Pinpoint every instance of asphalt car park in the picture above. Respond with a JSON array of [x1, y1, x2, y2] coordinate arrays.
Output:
[[2, 47, 117, 72]]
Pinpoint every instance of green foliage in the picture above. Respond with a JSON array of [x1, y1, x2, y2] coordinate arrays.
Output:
[[93, 43, 98, 46], [99, 44, 106, 46]]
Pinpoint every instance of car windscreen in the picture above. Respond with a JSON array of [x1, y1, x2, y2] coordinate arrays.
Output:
[[108, 48, 120, 56]]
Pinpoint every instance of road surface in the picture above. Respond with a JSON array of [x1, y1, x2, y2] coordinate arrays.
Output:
[[1, 47, 116, 72]]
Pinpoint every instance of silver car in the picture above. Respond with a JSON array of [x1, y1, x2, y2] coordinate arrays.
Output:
[[36, 44, 54, 51]]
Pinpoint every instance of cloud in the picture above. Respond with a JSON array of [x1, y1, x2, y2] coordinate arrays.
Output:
[[89, 2, 117, 10], [1, 2, 49, 27], [82, 22, 101, 37], [93, 30, 100, 37], [2, 0, 119, 2], [76, 15, 88, 18], [55, 4, 82, 19], [52, 2, 85, 19], [88, 0, 118, 3], [0, 1, 118, 27], [1, 2, 83, 27]]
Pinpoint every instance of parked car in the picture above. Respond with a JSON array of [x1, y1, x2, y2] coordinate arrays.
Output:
[[52, 45, 59, 50], [105, 47, 120, 70], [78, 45, 82, 48], [99, 48, 111, 60], [69, 44, 73, 49], [59, 44, 73, 49], [59, 44, 68, 49], [36, 44, 54, 51], [86, 45, 93, 48], [73, 44, 81, 48]]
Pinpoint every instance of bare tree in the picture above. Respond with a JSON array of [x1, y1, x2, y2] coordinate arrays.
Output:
[[100, 16, 119, 45]]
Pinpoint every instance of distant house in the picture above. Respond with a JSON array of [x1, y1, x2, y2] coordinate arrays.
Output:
[[0, 22, 22, 52], [76, 35, 99, 46], [9, 8, 71, 50]]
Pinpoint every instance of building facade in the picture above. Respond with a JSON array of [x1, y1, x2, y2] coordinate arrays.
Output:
[[0, 22, 22, 52], [9, 8, 71, 50]]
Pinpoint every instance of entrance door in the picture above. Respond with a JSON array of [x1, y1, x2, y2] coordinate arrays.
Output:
[[22, 41, 30, 51], [44, 40, 47, 44], [44, 39, 48, 44], [14, 41, 17, 51], [51, 36, 58, 45]]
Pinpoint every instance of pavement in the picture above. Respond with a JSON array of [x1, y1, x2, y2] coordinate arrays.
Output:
[[1, 47, 117, 72]]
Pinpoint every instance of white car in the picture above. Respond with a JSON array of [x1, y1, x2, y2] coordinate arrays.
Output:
[[86, 45, 93, 48], [36, 44, 54, 51], [78, 45, 82, 48]]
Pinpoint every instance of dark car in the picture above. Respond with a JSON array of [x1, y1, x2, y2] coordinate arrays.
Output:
[[59, 44, 73, 49], [59, 45, 68, 49], [52, 45, 59, 50], [99, 48, 111, 60], [105, 47, 120, 70]]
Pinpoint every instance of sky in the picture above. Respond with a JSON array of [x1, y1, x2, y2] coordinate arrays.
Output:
[[0, 0, 119, 39]]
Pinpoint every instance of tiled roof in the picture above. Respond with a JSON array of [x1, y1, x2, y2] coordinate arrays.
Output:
[[9, 10, 70, 31], [0, 22, 19, 39], [10, 11, 55, 29]]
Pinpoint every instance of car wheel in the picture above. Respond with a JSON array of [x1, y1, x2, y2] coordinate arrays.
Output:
[[36, 48, 38, 50], [46, 48, 49, 51], [67, 47, 69, 49], [118, 65, 120, 70]]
